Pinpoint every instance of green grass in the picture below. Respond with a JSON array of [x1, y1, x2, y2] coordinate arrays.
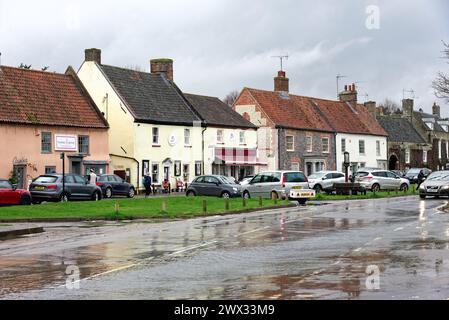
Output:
[[313, 188, 418, 201], [0, 197, 291, 221]]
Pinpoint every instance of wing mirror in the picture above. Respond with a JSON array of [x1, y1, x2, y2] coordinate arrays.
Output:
[[12, 184, 18, 191]]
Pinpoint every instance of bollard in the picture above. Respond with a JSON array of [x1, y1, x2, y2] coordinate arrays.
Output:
[[272, 193, 278, 204], [203, 199, 207, 213], [114, 202, 120, 215], [225, 198, 230, 212], [242, 197, 247, 208], [259, 196, 263, 207], [161, 200, 167, 213]]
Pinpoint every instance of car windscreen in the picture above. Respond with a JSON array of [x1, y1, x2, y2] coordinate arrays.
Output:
[[0, 181, 12, 189], [308, 173, 325, 179], [406, 169, 420, 175], [427, 172, 449, 181], [355, 172, 369, 177], [284, 172, 307, 183], [34, 176, 58, 183]]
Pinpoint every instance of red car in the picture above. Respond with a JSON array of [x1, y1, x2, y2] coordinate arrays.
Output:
[[0, 179, 32, 206]]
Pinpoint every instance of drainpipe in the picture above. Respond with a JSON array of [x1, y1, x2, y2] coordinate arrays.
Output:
[[202, 124, 207, 175], [277, 128, 281, 170], [109, 154, 140, 193]]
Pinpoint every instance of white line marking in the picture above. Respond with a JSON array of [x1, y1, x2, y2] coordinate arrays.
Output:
[[394, 227, 404, 232]]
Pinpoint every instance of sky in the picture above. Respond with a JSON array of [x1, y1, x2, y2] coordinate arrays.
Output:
[[1, 0, 448, 114]]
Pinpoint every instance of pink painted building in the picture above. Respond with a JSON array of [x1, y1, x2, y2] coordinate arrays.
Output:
[[0, 65, 110, 189]]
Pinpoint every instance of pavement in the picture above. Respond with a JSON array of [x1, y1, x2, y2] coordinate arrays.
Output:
[[1, 196, 449, 300]]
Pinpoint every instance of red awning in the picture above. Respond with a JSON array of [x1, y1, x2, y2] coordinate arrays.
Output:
[[214, 148, 266, 165]]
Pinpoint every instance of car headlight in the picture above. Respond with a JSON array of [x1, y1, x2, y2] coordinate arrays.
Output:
[[441, 185, 449, 190], [413, 176, 418, 179], [232, 187, 238, 192], [419, 184, 426, 190]]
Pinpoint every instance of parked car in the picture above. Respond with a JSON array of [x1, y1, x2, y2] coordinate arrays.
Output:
[[96, 174, 135, 198], [239, 176, 255, 186], [29, 174, 103, 203], [354, 169, 410, 192], [419, 171, 449, 199], [391, 170, 406, 178], [308, 171, 346, 193], [0, 179, 32, 206], [241, 171, 311, 201], [405, 168, 432, 184], [186, 175, 241, 198]]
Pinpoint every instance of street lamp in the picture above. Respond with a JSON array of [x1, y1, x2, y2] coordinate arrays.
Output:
[[60, 152, 65, 198], [344, 151, 350, 183]]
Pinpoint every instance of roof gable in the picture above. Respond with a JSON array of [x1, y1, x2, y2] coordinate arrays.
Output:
[[377, 116, 426, 143], [0, 66, 108, 128]]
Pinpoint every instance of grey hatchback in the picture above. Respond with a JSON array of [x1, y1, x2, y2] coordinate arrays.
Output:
[[186, 175, 242, 198], [29, 174, 103, 203]]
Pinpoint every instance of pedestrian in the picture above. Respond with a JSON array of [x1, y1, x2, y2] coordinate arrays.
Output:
[[89, 169, 97, 185], [417, 170, 425, 188], [143, 174, 152, 198]]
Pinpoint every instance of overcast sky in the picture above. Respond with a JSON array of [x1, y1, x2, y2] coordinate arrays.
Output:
[[1, 0, 448, 114]]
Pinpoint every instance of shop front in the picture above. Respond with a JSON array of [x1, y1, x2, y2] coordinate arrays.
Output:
[[212, 147, 265, 180]]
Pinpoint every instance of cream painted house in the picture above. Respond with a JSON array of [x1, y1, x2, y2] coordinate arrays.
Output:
[[77, 49, 203, 190]]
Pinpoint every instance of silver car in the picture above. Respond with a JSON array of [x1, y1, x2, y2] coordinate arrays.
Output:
[[419, 171, 449, 199], [355, 169, 410, 192], [242, 171, 309, 200], [308, 171, 346, 193]]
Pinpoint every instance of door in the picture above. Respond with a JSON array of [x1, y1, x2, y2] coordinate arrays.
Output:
[[203, 176, 221, 196], [386, 171, 401, 189], [63, 175, 77, 198], [73, 174, 91, 198], [259, 173, 274, 198], [113, 175, 127, 194], [13, 165, 26, 189], [71, 160, 82, 175], [331, 173, 346, 188], [374, 171, 389, 189], [246, 174, 263, 197], [322, 173, 334, 189], [0, 180, 20, 205]]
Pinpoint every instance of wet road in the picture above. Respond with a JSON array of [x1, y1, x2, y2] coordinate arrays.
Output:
[[1, 196, 449, 300]]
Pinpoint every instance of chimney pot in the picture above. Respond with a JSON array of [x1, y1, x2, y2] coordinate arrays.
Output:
[[150, 58, 174, 81], [85, 48, 101, 64], [432, 102, 441, 118]]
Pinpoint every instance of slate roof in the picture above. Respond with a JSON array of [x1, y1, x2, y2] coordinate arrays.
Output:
[[0, 66, 108, 128], [377, 116, 426, 143], [414, 111, 446, 132], [184, 93, 256, 129], [99, 65, 201, 125], [244, 88, 388, 136]]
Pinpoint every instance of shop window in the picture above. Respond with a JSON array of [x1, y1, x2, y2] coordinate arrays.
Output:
[[195, 161, 203, 176], [183, 164, 190, 182], [152, 163, 159, 184], [41, 132, 52, 153], [174, 161, 181, 177]]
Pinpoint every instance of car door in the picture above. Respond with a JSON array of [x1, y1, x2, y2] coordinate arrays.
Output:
[[258, 173, 274, 198], [387, 171, 401, 189], [0, 181, 20, 205], [108, 175, 120, 195], [322, 173, 334, 189], [246, 174, 263, 197], [73, 174, 91, 198]]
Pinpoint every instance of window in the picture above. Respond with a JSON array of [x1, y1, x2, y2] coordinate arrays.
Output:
[[195, 161, 203, 176], [239, 131, 246, 145], [426, 122, 434, 130], [78, 135, 89, 154], [376, 141, 381, 156], [174, 161, 181, 177], [183, 164, 190, 182], [322, 137, 329, 153], [45, 166, 56, 174], [359, 140, 365, 155], [405, 149, 410, 164], [41, 132, 52, 153], [341, 138, 346, 153], [152, 163, 159, 184], [423, 150, 428, 163], [291, 162, 300, 171], [286, 136, 294, 151], [439, 140, 442, 159], [306, 136, 313, 152], [142, 160, 150, 176], [74, 175, 86, 184], [152, 127, 159, 145], [283, 172, 307, 183], [184, 129, 191, 145], [217, 130, 224, 143]]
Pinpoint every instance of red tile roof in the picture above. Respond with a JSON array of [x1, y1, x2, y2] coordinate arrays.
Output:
[[244, 88, 388, 136], [0, 66, 108, 128]]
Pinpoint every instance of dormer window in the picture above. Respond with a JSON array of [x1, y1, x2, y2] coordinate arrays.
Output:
[[443, 125, 449, 132], [426, 122, 434, 130]]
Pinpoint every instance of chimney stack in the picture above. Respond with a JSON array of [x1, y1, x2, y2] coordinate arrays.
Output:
[[150, 58, 174, 81], [339, 83, 357, 104], [432, 102, 441, 118], [274, 71, 289, 93], [364, 101, 378, 118], [85, 48, 101, 64], [402, 99, 414, 122]]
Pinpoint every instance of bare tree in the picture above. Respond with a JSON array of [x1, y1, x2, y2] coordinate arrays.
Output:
[[378, 98, 401, 115], [433, 41, 449, 102], [223, 90, 240, 107], [125, 65, 144, 72]]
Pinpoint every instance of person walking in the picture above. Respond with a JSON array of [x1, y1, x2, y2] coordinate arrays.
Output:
[[143, 174, 152, 198], [89, 169, 97, 186]]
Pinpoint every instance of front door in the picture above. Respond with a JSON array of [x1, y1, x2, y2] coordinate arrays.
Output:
[[164, 166, 170, 181], [13, 165, 26, 189], [71, 160, 82, 175]]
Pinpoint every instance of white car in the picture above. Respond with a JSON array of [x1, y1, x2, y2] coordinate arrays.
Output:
[[308, 171, 346, 193]]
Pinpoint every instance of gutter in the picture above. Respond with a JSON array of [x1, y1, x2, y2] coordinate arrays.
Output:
[[109, 154, 140, 192]]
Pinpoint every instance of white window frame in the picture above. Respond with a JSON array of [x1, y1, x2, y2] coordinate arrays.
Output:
[[376, 141, 381, 157], [217, 130, 224, 143], [152, 127, 159, 145], [359, 140, 365, 155], [184, 128, 191, 145], [322, 137, 329, 153], [341, 138, 346, 153], [239, 131, 246, 145], [405, 148, 410, 164], [423, 150, 428, 163], [152, 163, 159, 184], [286, 135, 295, 152], [306, 136, 313, 153], [439, 140, 442, 159]]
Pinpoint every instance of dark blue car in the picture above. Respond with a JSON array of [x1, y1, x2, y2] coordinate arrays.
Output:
[[96, 174, 135, 199]]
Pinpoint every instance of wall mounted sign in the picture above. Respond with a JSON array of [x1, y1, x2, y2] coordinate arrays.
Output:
[[229, 132, 236, 141], [168, 133, 177, 146], [55, 134, 78, 151]]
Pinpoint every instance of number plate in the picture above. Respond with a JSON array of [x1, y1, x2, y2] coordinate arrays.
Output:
[[427, 189, 438, 193], [34, 186, 45, 190]]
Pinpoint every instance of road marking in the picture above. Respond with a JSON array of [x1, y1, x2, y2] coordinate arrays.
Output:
[[394, 227, 404, 232], [353, 247, 363, 252]]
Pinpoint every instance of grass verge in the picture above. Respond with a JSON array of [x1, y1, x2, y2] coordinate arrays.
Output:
[[0, 197, 293, 222], [312, 188, 418, 201]]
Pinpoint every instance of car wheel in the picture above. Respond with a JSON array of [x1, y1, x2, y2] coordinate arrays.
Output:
[[20, 195, 32, 206], [371, 184, 380, 192], [186, 190, 196, 197], [400, 183, 409, 192], [92, 191, 101, 201], [127, 188, 135, 198], [32, 200, 41, 205], [243, 191, 251, 199], [221, 191, 231, 199], [313, 185, 323, 193], [60, 193, 69, 203], [105, 187, 113, 199], [420, 194, 426, 199], [271, 191, 279, 200]]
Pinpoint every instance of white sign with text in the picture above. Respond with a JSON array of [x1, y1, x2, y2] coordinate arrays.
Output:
[[55, 134, 78, 151]]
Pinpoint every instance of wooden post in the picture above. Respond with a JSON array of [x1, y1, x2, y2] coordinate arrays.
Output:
[[272, 193, 277, 204], [203, 199, 207, 213], [114, 202, 120, 215], [161, 200, 167, 213], [259, 196, 263, 207], [242, 197, 247, 207], [225, 198, 230, 211]]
